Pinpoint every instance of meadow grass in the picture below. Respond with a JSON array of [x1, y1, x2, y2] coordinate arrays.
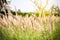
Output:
[[0, 15, 60, 40]]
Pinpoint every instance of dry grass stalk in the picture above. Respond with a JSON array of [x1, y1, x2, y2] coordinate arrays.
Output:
[[0, 13, 60, 32]]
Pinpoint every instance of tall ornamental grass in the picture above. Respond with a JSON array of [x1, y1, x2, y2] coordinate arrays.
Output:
[[0, 15, 60, 40]]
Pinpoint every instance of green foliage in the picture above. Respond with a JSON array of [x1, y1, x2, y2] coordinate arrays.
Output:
[[11, 10, 16, 15], [52, 22, 60, 40], [45, 11, 50, 16], [50, 5, 60, 16]]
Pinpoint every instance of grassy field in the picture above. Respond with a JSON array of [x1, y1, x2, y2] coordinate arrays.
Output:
[[0, 14, 60, 40]]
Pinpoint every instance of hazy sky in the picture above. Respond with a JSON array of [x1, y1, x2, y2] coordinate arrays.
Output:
[[9, 0, 60, 12]]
